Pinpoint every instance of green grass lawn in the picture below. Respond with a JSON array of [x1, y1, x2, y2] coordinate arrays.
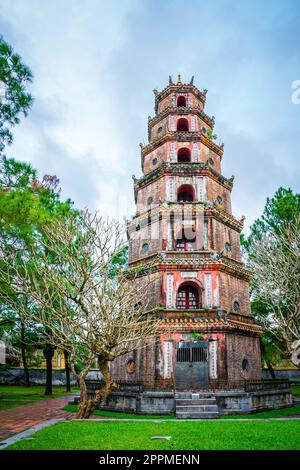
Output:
[[4, 420, 300, 450], [223, 403, 300, 419], [292, 385, 300, 396], [0, 385, 78, 411]]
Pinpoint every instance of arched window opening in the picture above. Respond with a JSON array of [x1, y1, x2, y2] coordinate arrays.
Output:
[[177, 184, 195, 202], [177, 118, 189, 132], [242, 358, 250, 372], [177, 147, 191, 163], [176, 283, 200, 310], [142, 243, 149, 253], [177, 96, 186, 107], [176, 234, 196, 251]]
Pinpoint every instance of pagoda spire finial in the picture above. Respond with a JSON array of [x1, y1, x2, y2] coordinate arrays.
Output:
[[190, 75, 194, 84], [169, 75, 173, 85], [177, 73, 182, 84]]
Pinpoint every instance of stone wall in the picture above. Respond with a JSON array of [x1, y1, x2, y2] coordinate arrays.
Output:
[[101, 390, 174, 415], [215, 389, 293, 415], [262, 368, 300, 382], [0, 367, 77, 386]]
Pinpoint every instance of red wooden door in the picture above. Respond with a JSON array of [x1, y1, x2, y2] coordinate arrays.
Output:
[[176, 286, 199, 309]]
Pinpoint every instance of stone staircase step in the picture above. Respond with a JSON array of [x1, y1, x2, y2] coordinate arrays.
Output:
[[176, 398, 216, 405], [175, 393, 213, 399], [177, 412, 219, 419], [175, 392, 220, 419], [176, 405, 219, 412]]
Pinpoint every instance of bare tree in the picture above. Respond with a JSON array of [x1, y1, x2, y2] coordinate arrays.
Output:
[[249, 216, 300, 366], [0, 211, 160, 418]]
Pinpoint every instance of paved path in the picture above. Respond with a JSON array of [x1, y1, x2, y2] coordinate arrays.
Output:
[[0, 395, 76, 440]]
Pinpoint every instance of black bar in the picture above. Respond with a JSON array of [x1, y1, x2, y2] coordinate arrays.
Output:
[[0, 450, 298, 468]]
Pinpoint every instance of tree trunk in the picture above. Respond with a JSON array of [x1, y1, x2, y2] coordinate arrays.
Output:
[[76, 360, 116, 419], [43, 344, 54, 395], [64, 350, 71, 392], [21, 347, 30, 387], [20, 323, 30, 387]]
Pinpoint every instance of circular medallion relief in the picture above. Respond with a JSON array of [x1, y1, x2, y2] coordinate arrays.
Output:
[[127, 360, 136, 374]]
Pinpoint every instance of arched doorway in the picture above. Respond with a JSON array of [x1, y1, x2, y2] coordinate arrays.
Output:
[[177, 147, 191, 163], [177, 96, 186, 107], [177, 184, 195, 202], [177, 118, 189, 132], [176, 282, 201, 309]]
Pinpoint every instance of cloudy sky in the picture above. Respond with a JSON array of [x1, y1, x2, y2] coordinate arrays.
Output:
[[1, 0, 299, 232]]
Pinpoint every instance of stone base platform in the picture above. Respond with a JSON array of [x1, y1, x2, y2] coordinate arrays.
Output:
[[86, 380, 294, 416]]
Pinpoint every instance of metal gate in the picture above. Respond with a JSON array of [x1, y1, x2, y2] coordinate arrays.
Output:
[[174, 341, 209, 390]]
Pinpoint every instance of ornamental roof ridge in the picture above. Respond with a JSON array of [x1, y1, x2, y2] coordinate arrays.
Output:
[[161, 317, 226, 324], [221, 258, 252, 276], [148, 105, 215, 129], [127, 256, 251, 281], [135, 161, 233, 190], [141, 132, 224, 158], [160, 320, 262, 334], [136, 161, 208, 185], [227, 319, 263, 333], [128, 203, 243, 232], [209, 206, 244, 229], [154, 77, 207, 103]]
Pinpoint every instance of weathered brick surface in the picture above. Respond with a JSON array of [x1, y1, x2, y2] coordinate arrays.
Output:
[[211, 218, 241, 260], [219, 272, 251, 315], [150, 116, 169, 142], [143, 143, 168, 175], [206, 178, 232, 214], [226, 334, 262, 381], [157, 94, 174, 113], [111, 337, 158, 388]]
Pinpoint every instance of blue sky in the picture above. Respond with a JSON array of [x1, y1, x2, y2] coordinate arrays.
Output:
[[1, 0, 300, 232]]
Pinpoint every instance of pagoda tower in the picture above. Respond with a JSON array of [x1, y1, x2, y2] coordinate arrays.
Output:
[[112, 76, 262, 392]]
